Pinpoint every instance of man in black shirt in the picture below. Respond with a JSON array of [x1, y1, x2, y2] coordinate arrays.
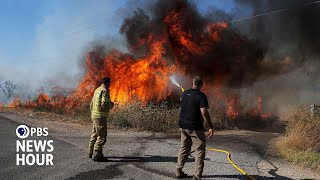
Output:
[[176, 76, 214, 180]]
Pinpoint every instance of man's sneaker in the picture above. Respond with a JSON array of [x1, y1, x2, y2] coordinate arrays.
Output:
[[176, 168, 188, 179]]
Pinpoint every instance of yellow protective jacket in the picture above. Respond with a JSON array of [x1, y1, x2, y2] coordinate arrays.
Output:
[[90, 84, 114, 118]]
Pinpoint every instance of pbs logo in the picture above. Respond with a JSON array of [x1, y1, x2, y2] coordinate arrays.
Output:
[[16, 125, 30, 139]]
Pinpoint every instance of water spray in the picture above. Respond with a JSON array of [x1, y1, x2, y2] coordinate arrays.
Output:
[[170, 75, 184, 92]]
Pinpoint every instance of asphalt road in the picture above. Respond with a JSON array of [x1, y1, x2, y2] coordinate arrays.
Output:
[[0, 115, 312, 180]]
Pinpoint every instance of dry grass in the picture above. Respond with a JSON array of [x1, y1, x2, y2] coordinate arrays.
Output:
[[108, 101, 238, 132], [208, 107, 235, 130], [279, 105, 320, 150], [276, 104, 320, 172], [32, 100, 92, 122], [108, 101, 180, 132]]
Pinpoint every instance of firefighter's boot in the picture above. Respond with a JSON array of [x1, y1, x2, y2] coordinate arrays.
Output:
[[92, 150, 107, 162], [88, 145, 94, 158]]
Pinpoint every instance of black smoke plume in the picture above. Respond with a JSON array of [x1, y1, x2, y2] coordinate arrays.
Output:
[[119, 0, 306, 88], [234, 0, 320, 59]]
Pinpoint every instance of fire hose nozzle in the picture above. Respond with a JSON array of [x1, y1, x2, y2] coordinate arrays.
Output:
[[180, 85, 184, 92]]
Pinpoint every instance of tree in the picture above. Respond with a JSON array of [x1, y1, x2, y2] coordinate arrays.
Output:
[[0, 81, 16, 99]]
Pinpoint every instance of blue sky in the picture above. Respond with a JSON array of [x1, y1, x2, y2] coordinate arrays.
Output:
[[0, 0, 238, 90]]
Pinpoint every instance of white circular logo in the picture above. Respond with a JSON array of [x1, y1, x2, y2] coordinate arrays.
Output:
[[16, 125, 30, 139]]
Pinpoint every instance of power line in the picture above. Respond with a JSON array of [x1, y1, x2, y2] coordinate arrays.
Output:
[[63, 24, 100, 38], [32, 23, 101, 48], [33, 23, 84, 43], [36, 23, 82, 34], [230, 0, 320, 23]]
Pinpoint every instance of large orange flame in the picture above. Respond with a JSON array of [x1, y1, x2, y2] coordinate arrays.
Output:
[[67, 37, 176, 107]]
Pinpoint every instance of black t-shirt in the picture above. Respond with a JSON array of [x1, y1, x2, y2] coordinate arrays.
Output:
[[179, 89, 209, 130]]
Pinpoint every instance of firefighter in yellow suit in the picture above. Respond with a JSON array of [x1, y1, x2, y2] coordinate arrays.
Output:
[[89, 77, 114, 161]]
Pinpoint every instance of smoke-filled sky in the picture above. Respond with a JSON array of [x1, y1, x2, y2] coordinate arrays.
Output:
[[0, 0, 237, 89], [0, 0, 127, 89]]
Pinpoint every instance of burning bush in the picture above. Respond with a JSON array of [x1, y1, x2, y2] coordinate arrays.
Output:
[[7, 98, 22, 108]]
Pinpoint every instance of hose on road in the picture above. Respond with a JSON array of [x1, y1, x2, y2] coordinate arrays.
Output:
[[206, 147, 256, 180]]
